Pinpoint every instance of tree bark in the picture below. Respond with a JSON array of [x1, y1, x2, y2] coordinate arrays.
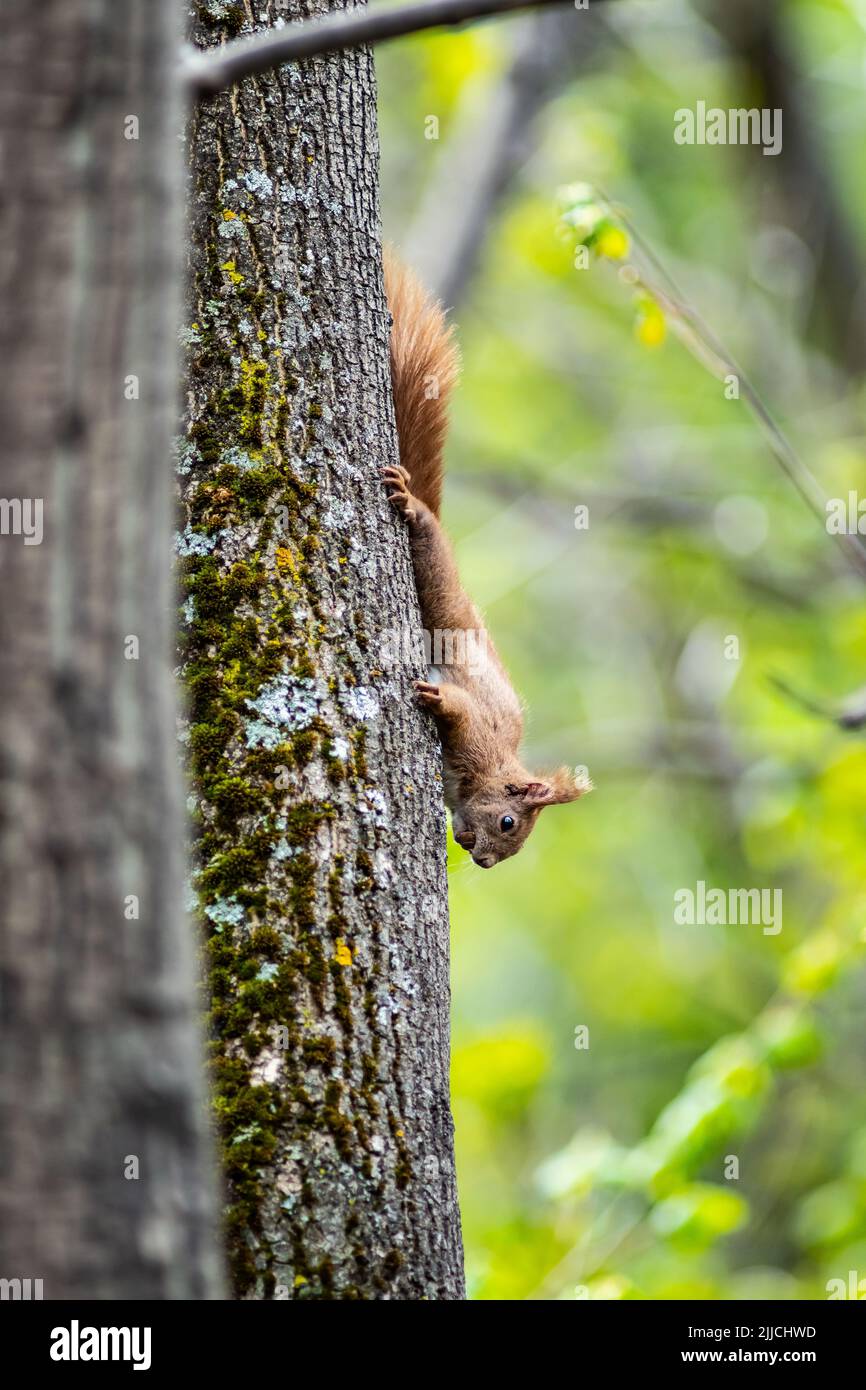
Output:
[[183, 1, 464, 1298], [0, 1, 223, 1297]]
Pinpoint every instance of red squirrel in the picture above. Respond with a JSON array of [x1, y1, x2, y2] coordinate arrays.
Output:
[[382, 249, 591, 868]]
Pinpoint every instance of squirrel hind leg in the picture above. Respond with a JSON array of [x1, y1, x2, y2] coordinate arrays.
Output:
[[382, 465, 419, 524]]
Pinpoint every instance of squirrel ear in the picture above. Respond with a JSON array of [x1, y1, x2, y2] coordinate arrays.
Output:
[[524, 768, 593, 807]]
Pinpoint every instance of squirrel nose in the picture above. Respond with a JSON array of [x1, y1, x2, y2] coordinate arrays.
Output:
[[473, 854, 495, 869]]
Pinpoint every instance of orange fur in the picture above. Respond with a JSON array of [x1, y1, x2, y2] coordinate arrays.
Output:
[[383, 248, 591, 867], [383, 247, 459, 519]]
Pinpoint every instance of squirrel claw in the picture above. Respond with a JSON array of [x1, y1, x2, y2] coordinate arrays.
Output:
[[383, 465, 417, 523], [413, 680, 441, 707]]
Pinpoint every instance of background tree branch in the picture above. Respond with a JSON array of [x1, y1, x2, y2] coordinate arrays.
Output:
[[704, 0, 866, 373], [405, 4, 609, 306], [183, 0, 581, 94]]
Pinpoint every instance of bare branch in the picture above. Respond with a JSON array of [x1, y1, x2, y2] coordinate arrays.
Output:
[[769, 674, 866, 731], [594, 192, 866, 584], [706, 0, 866, 374], [183, 0, 577, 95], [405, 5, 608, 305]]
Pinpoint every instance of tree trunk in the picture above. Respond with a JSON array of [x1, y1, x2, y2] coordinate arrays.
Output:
[[183, 1, 464, 1299], [0, 0, 223, 1299]]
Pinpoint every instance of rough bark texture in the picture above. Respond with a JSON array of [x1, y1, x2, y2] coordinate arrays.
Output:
[[0, 1, 223, 1297], [182, 1, 464, 1298]]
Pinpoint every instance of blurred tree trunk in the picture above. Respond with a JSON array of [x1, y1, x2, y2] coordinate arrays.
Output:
[[705, 0, 866, 371], [0, 1, 223, 1297], [406, 4, 608, 307], [183, 2, 464, 1299]]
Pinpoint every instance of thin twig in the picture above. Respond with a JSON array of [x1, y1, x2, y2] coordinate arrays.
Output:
[[769, 673, 866, 730], [406, 4, 608, 305], [183, 0, 577, 95], [705, 0, 866, 373], [597, 190, 866, 583]]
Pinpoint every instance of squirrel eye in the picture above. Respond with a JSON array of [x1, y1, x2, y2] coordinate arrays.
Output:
[[500, 814, 515, 832]]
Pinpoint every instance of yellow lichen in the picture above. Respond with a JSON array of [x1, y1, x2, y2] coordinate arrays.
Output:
[[220, 258, 244, 285]]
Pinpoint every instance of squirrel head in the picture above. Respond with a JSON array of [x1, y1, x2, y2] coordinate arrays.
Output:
[[451, 765, 592, 868]]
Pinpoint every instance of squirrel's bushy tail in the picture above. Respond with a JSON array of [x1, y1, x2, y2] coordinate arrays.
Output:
[[384, 246, 459, 520]]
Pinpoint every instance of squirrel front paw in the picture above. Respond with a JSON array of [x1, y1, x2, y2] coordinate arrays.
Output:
[[382, 465, 418, 525], [412, 679, 442, 710]]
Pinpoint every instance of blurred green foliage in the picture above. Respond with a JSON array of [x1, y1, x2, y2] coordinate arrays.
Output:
[[378, 0, 866, 1299]]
